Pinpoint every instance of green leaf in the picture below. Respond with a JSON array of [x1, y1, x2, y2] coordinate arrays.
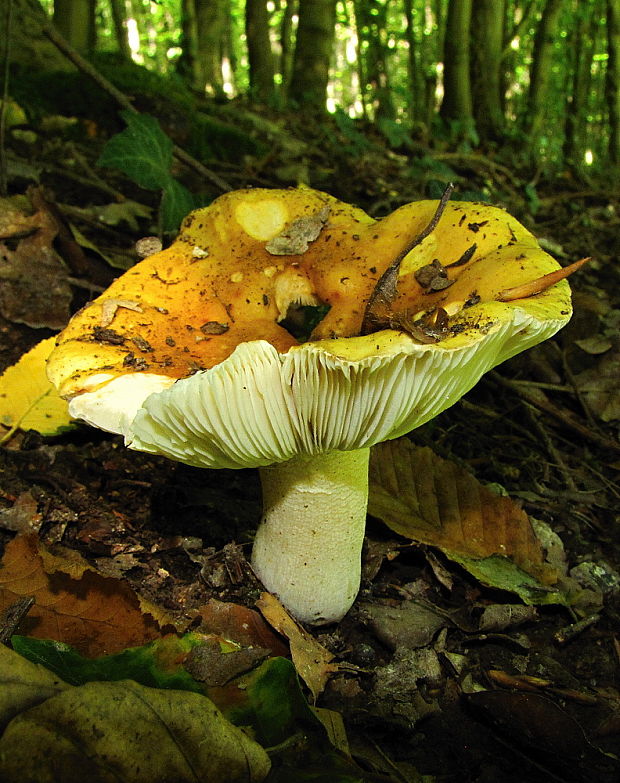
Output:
[[160, 179, 203, 233], [11, 634, 206, 692], [97, 111, 174, 190]]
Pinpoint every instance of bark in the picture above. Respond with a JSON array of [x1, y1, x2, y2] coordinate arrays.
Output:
[[526, 0, 565, 150], [7, 0, 75, 70], [470, 0, 505, 142], [403, 0, 422, 122], [607, 0, 620, 164], [288, 0, 337, 112], [440, 0, 474, 129], [246, 0, 276, 103]]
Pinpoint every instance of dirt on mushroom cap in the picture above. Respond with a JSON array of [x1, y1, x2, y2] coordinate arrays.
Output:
[[47, 187, 571, 399]]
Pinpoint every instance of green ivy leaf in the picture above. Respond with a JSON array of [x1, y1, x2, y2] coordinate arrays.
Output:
[[98, 111, 174, 190], [161, 178, 203, 233]]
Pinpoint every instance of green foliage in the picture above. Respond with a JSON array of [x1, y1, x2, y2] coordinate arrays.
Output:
[[329, 109, 373, 157], [98, 111, 203, 232]]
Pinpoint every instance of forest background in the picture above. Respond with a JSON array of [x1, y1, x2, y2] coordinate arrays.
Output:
[[6, 0, 620, 189]]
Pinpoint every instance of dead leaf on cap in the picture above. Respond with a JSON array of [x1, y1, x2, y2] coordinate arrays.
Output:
[[100, 299, 143, 328], [265, 205, 330, 255], [256, 592, 356, 701], [0, 534, 175, 657], [369, 439, 566, 604]]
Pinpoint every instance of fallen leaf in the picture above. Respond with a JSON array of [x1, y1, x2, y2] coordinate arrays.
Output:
[[0, 491, 42, 533], [265, 205, 330, 255], [369, 440, 565, 604], [0, 337, 74, 439], [193, 598, 290, 657], [0, 195, 72, 328], [360, 600, 449, 651], [256, 592, 356, 701], [575, 348, 620, 422], [0, 679, 271, 783], [0, 643, 71, 733], [0, 534, 174, 656]]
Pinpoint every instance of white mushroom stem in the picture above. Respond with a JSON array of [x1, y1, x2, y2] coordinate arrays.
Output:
[[251, 448, 370, 625]]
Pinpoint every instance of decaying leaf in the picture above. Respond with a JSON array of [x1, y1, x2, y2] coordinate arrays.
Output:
[[265, 205, 330, 255], [0, 534, 174, 657], [0, 491, 42, 533], [368, 439, 566, 604], [0, 679, 271, 783], [0, 195, 72, 328], [256, 592, 356, 701], [192, 599, 289, 657], [575, 348, 620, 422], [0, 643, 71, 733], [0, 336, 74, 439]]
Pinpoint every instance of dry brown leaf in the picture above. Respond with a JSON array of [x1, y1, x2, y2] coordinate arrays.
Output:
[[0, 196, 72, 329], [0, 534, 174, 656], [369, 440, 557, 585], [256, 592, 355, 701]]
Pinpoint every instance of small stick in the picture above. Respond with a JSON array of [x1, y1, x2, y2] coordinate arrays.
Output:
[[40, 20, 232, 194], [497, 257, 589, 301], [0, 596, 34, 644], [361, 183, 454, 334]]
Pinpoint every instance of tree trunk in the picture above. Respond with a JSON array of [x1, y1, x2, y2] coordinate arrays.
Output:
[[109, 0, 132, 62], [280, 0, 297, 95], [195, 0, 226, 96], [8, 0, 76, 70], [288, 0, 337, 112], [403, 0, 422, 122], [526, 0, 565, 153], [246, 0, 276, 103], [354, 0, 395, 121], [53, 0, 94, 53], [470, 0, 505, 142], [440, 0, 474, 132], [563, 0, 594, 166], [607, 0, 620, 164]]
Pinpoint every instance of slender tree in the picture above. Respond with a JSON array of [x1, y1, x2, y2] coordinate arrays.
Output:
[[526, 0, 565, 156], [246, 0, 276, 103], [470, 0, 505, 142], [53, 0, 95, 53], [280, 0, 298, 95], [607, 0, 620, 164], [440, 0, 475, 133], [109, 0, 132, 62], [563, 0, 596, 167], [289, 0, 338, 111], [354, 0, 395, 121]]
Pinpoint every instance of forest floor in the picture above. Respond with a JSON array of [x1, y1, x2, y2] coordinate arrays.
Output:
[[1, 76, 620, 783]]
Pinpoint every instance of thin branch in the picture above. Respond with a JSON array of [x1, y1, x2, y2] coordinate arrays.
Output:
[[40, 18, 232, 194]]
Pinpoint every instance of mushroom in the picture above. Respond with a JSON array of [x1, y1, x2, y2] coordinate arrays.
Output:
[[47, 187, 577, 625]]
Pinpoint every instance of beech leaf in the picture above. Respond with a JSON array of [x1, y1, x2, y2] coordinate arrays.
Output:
[[368, 439, 569, 604], [0, 337, 74, 439], [0, 534, 175, 656]]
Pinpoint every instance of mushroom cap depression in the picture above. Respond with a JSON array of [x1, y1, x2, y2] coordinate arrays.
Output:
[[47, 187, 573, 465]]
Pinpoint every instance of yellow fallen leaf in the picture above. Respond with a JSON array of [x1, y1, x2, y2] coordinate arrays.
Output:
[[0, 337, 73, 440], [256, 592, 357, 702]]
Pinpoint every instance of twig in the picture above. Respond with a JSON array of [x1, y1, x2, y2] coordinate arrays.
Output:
[[490, 371, 620, 454], [523, 405, 577, 492], [361, 183, 454, 334], [40, 18, 232, 194]]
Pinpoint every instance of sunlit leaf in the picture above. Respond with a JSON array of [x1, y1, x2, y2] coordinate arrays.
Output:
[[98, 111, 173, 190], [0, 337, 73, 439]]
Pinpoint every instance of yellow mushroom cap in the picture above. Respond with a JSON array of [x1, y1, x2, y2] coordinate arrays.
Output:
[[47, 186, 573, 456]]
